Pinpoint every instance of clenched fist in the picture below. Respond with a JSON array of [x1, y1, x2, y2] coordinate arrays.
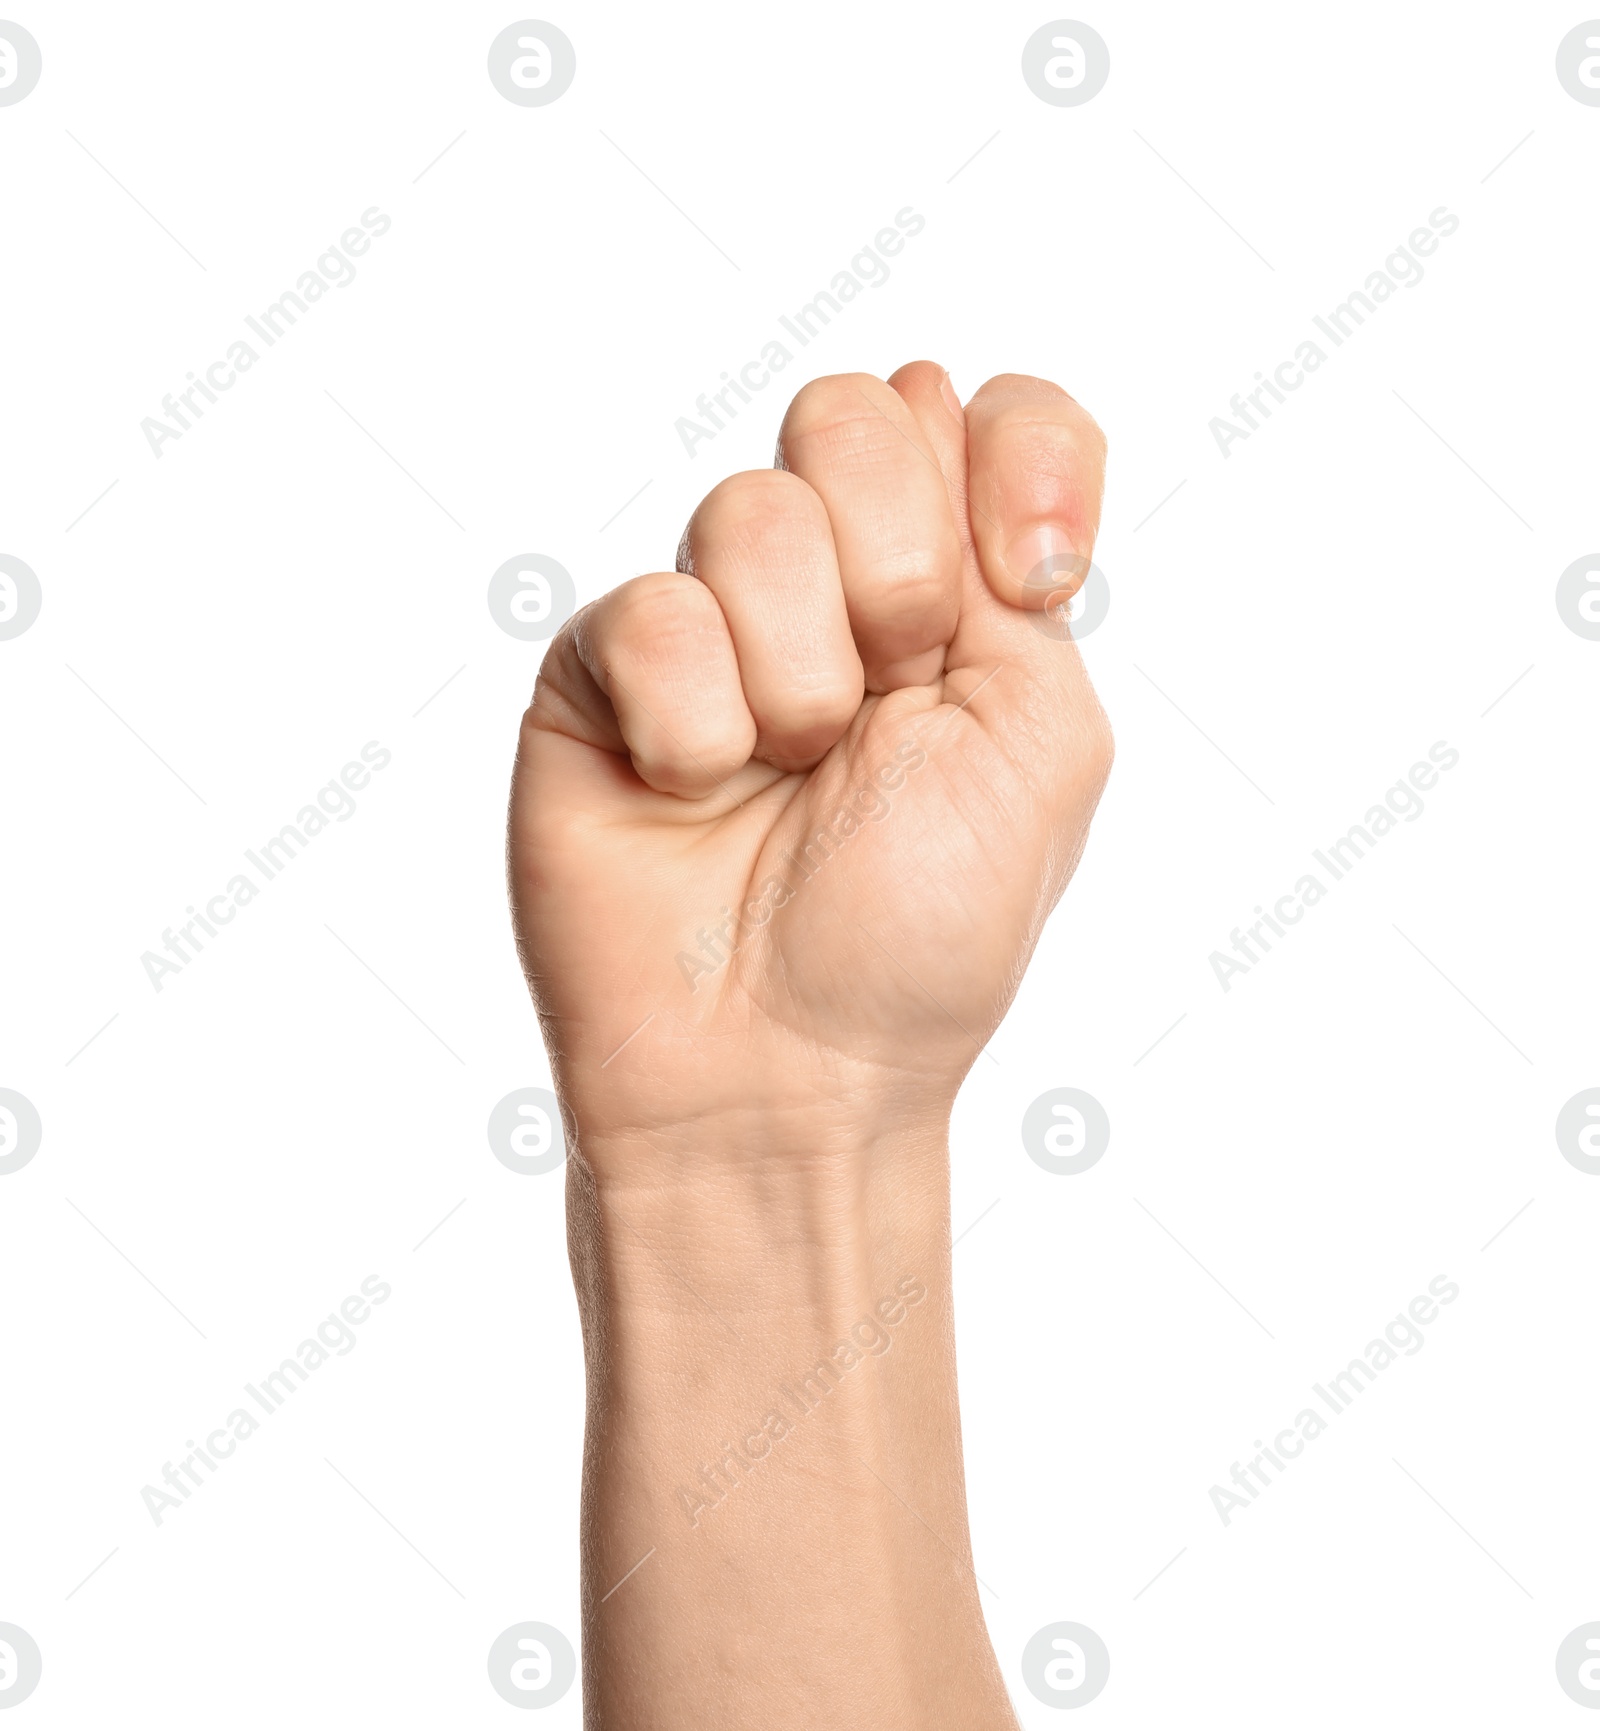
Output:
[[509, 362, 1111, 1163]]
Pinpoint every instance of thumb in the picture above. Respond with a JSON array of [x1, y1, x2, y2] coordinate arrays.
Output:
[[943, 373, 1112, 802], [962, 372, 1107, 613]]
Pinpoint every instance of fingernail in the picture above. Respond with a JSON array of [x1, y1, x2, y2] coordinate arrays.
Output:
[[939, 370, 963, 419], [1005, 523, 1084, 596]]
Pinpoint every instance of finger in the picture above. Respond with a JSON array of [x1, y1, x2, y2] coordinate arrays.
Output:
[[891, 357, 1071, 670], [963, 374, 1107, 611], [556, 572, 757, 798], [886, 359, 970, 531], [893, 364, 1114, 818], [679, 469, 864, 771], [776, 372, 962, 692]]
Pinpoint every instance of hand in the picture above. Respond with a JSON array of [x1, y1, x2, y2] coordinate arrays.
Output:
[[509, 362, 1111, 1160], [509, 362, 1110, 1729]]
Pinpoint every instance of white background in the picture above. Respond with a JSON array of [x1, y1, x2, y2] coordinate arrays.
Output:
[[2, 1, 1597, 1724]]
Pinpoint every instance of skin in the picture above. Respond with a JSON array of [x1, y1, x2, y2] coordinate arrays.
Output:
[[509, 361, 1110, 1729]]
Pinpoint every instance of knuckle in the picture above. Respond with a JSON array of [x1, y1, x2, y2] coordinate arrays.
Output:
[[766, 676, 861, 738], [975, 375, 1106, 455], [852, 559, 957, 623], [779, 374, 912, 468], [689, 470, 820, 562], [974, 371, 1075, 408], [604, 584, 740, 713], [608, 573, 710, 647], [783, 372, 892, 434], [635, 723, 751, 793]]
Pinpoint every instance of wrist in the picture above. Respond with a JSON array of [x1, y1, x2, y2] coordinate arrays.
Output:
[[565, 1114, 953, 1328]]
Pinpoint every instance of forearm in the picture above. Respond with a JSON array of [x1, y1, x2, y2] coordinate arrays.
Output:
[[567, 1120, 1017, 1730], [514, 358, 1109, 1721]]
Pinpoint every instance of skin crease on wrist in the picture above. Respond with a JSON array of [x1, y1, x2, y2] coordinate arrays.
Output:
[[508, 360, 1110, 1728]]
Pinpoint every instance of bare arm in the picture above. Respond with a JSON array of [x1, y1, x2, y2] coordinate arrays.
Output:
[[509, 359, 1111, 1727]]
